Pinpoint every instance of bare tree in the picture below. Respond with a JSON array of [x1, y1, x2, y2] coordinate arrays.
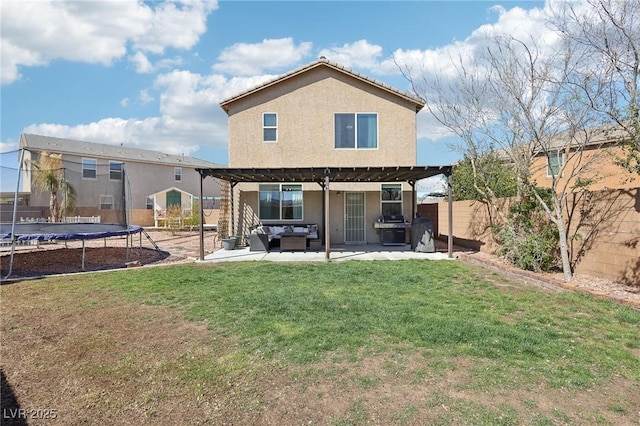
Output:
[[398, 29, 610, 281], [549, 0, 640, 175]]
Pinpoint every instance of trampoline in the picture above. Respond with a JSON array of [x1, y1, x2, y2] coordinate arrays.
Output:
[[1, 222, 151, 279], [0, 222, 143, 241]]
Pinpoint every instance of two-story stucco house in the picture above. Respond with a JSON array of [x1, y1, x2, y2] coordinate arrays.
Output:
[[530, 127, 637, 192], [19, 134, 222, 227], [197, 58, 452, 256]]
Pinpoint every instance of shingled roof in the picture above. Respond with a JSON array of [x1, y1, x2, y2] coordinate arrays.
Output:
[[219, 57, 426, 113], [20, 134, 221, 168]]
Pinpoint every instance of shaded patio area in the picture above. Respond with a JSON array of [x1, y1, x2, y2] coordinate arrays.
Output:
[[195, 165, 455, 261]]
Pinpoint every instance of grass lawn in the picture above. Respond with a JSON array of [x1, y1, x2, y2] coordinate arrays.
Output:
[[2, 260, 639, 425]]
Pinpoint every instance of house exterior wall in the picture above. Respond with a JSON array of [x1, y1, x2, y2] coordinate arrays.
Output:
[[232, 184, 416, 244], [227, 66, 418, 168], [24, 150, 220, 225], [531, 144, 636, 191], [225, 65, 422, 243]]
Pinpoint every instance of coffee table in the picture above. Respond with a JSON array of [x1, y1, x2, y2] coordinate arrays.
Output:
[[280, 232, 307, 251]]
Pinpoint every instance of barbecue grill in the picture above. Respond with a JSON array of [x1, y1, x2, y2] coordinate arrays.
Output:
[[373, 215, 409, 245]]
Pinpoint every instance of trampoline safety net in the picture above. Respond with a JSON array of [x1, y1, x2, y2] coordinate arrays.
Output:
[[1, 150, 130, 225]]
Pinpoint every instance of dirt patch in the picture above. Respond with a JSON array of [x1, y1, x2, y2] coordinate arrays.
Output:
[[1, 230, 219, 279], [0, 284, 263, 426], [257, 352, 640, 425]]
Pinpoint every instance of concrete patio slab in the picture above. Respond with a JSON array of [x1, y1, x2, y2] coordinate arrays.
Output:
[[202, 244, 454, 263]]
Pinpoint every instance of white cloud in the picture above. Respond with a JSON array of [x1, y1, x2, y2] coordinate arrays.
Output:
[[4, 1, 562, 164], [0, 0, 217, 84], [20, 69, 277, 157], [390, 3, 558, 84], [384, 2, 565, 144], [120, 98, 129, 108], [139, 90, 154, 104], [212, 38, 312, 75], [129, 51, 184, 74], [131, 0, 217, 54], [129, 51, 154, 74], [0, 138, 19, 153], [318, 40, 383, 69], [416, 110, 457, 141]]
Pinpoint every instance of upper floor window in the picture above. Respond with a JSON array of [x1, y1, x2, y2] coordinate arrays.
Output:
[[381, 183, 402, 216], [146, 197, 154, 210], [263, 113, 277, 142], [82, 158, 97, 179], [335, 113, 378, 149], [259, 183, 303, 220], [547, 150, 563, 177], [174, 167, 182, 182], [109, 161, 123, 181]]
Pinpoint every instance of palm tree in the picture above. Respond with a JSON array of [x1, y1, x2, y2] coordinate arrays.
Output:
[[30, 151, 77, 222]]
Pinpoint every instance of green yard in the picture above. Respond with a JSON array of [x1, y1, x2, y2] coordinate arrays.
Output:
[[2, 260, 639, 425]]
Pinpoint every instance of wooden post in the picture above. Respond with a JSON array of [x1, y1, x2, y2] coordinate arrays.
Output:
[[447, 172, 453, 258]]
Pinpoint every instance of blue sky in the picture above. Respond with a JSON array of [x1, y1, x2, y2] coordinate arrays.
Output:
[[1, 0, 548, 191]]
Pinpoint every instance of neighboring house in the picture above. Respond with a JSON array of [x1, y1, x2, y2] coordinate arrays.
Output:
[[18, 134, 222, 226], [206, 58, 450, 246], [530, 127, 636, 191]]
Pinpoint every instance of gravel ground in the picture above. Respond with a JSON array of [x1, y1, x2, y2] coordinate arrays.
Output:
[[2, 229, 638, 309]]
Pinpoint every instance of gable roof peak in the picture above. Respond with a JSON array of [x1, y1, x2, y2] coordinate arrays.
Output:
[[219, 58, 425, 113]]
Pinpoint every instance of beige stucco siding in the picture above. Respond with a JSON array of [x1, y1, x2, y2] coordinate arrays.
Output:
[[232, 184, 416, 245], [26, 152, 220, 215], [227, 67, 418, 168], [531, 145, 636, 191]]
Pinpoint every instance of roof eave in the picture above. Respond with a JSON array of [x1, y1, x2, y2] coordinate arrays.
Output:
[[219, 59, 425, 113]]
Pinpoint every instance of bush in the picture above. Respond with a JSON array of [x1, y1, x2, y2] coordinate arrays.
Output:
[[495, 187, 559, 272], [165, 205, 184, 235], [496, 225, 558, 272]]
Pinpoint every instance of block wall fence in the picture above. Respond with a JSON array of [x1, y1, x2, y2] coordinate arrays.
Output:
[[420, 188, 639, 284]]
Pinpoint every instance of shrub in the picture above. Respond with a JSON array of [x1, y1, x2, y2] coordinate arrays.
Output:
[[495, 187, 559, 272], [165, 204, 184, 235], [496, 225, 558, 272]]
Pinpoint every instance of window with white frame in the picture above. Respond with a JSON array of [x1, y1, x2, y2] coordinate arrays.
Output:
[[82, 158, 97, 179], [259, 184, 303, 220], [381, 183, 402, 216], [174, 167, 182, 182], [146, 197, 154, 210], [547, 150, 563, 177], [263, 113, 277, 142], [99, 195, 114, 210], [109, 161, 123, 180], [335, 113, 378, 149]]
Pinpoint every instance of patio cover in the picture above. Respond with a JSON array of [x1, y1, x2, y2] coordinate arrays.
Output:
[[195, 166, 455, 260]]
